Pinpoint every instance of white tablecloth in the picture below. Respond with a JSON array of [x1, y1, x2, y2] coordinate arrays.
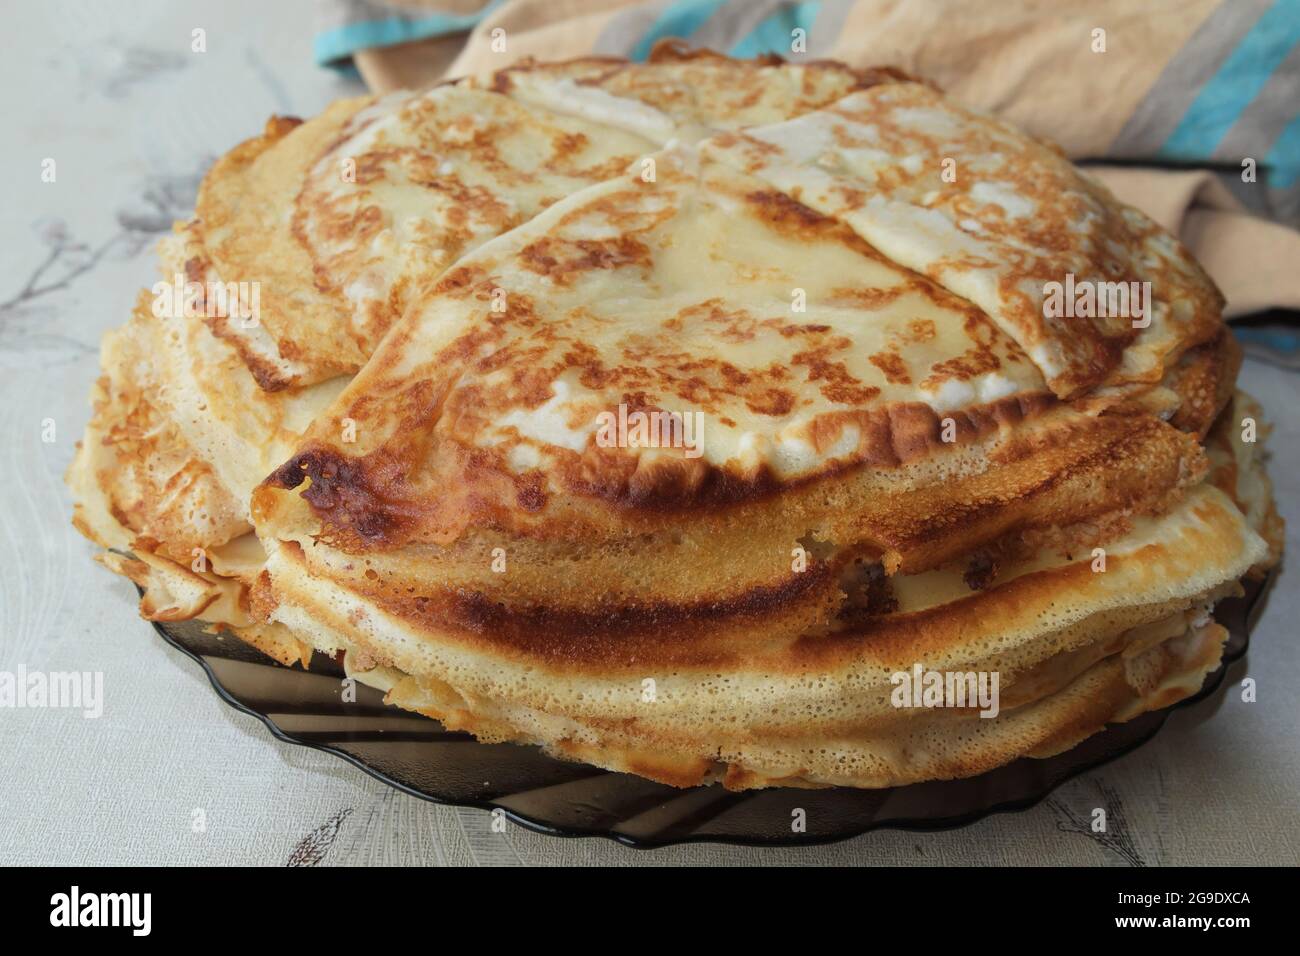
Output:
[[2, 0, 1296, 866]]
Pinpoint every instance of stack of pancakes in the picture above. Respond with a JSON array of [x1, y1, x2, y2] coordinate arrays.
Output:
[[70, 43, 1283, 790]]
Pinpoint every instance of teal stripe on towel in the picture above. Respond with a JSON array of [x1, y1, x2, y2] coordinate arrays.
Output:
[[314, 0, 505, 67], [1264, 112, 1300, 189], [729, 1, 821, 59], [1158, 0, 1300, 160], [629, 0, 730, 62]]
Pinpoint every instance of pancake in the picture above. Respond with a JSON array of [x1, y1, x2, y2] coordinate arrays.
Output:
[[69, 46, 1282, 791], [68, 237, 342, 640], [254, 150, 1206, 576], [68, 304, 248, 561], [478, 41, 907, 140], [68, 242, 346, 554], [190, 104, 370, 389], [1207, 391, 1284, 576], [699, 82, 1224, 399]]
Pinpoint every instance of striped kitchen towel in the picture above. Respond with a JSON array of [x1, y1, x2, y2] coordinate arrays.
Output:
[[315, 0, 1300, 335]]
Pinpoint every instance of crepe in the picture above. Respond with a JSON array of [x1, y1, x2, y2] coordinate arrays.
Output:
[[66, 282, 321, 664], [70, 42, 1282, 790], [254, 149, 1215, 605], [476, 42, 907, 140], [699, 81, 1224, 399]]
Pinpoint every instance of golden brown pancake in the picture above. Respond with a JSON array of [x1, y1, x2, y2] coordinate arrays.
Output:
[[478, 41, 907, 137], [699, 81, 1224, 400]]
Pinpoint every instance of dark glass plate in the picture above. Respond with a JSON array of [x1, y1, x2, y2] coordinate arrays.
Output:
[[149, 572, 1274, 848]]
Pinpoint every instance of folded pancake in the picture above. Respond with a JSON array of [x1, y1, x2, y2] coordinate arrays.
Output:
[[1207, 391, 1284, 576], [699, 82, 1223, 399], [68, 238, 345, 552], [477, 40, 907, 141], [68, 300, 248, 563], [255, 152, 1207, 561], [67, 240, 338, 663], [189, 105, 369, 389]]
